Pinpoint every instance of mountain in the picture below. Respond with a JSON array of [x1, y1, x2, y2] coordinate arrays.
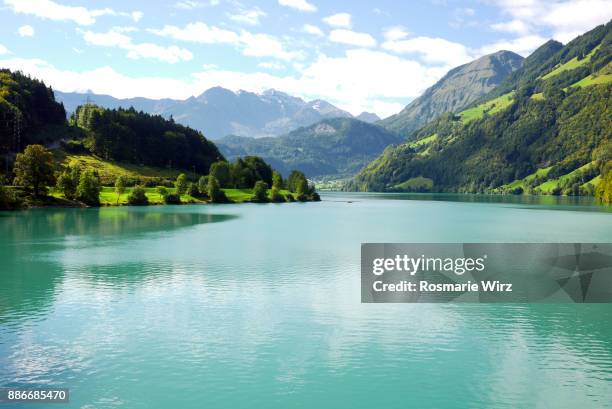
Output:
[[55, 87, 352, 140], [349, 21, 612, 201], [217, 118, 402, 178], [356, 112, 381, 123], [379, 50, 524, 137]]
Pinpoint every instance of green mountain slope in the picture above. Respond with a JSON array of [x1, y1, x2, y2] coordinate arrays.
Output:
[[350, 21, 612, 199], [379, 51, 524, 137], [217, 118, 403, 178]]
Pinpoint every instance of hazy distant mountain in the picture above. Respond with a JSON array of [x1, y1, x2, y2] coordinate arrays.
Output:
[[55, 87, 352, 140], [356, 112, 381, 123], [217, 117, 402, 178], [380, 50, 524, 137]]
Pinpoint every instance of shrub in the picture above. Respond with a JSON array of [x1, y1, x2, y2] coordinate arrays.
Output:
[[127, 185, 149, 205], [187, 182, 199, 197], [76, 169, 101, 206], [285, 193, 295, 202], [198, 175, 209, 197], [175, 173, 188, 195], [270, 186, 285, 202], [163, 193, 181, 204], [156, 186, 168, 197], [56, 165, 80, 200], [207, 176, 229, 203], [252, 181, 269, 202]]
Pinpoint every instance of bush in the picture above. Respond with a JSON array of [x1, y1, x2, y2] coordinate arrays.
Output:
[[198, 176, 209, 197], [156, 186, 168, 197], [76, 169, 101, 206], [127, 185, 149, 205], [207, 176, 229, 203], [0, 183, 22, 210], [163, 193, 181, 204], [187, 182, 199, 197], [56, 166, 80, 200], [285, 193, 296, 202], [175, 173, 188, 195], [61, 139, 88, 153], [251, 181, 269, 202], [270, 186, 285, 202]]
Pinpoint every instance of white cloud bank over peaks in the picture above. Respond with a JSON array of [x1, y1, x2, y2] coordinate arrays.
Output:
[[3, 0, 143, 26], [382, 36, 472, 66], [329, 29, 377, 47]]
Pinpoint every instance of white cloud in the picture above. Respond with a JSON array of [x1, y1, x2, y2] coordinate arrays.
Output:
[[239, 31, 304, 60], [491, 20, 531, 35], [382, 36, 472, 66], [303, 24, 324, 36], [278, 0, 317, 12], [131, 11, 144, 22], [0, 44, 8, 55], [258, 61, 285, 70], [81, 29, 193, 63], [329, 29, 377, 47], [18, 25, 35, 37], [173, 1, 219, 9], [148, 22, 239, 44], [228, 8, 266, 26], [3, 0, 142, 26], [322, 12, 351, 28], [149, 22, 302, 61], [477, 34, 548, 57], [383, 26, 409, 41], [491, 0, 612, 44]]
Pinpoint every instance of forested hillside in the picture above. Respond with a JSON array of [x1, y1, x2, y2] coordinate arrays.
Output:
[[217, 118, 402, 178], [350, 21, 612, 201], [72, 104, 224, 174], [0, 69, 66, 155]]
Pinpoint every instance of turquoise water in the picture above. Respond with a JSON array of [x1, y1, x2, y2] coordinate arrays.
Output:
[[1, 193, 612, 408]]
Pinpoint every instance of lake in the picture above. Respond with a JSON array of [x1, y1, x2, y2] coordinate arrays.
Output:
[[1, 193, 612, 408]]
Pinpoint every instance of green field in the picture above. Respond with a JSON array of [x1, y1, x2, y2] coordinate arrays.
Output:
[[57, 153, 197, 185], [536, 162, 597, 193], [497, 167, 552, 192], [541, 45, 600, 80], [408, 133, 438, 148], [390, 176, 434, 191], [569, 73, 612, 88], [459, 92, 515, 123], [50, 186, 297, 205]]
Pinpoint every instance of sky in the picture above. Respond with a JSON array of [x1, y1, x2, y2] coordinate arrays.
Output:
[[0, 0, 611, 118]]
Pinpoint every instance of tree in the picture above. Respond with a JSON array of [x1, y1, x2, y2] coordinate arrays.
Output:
[[127, 185, 149, 205], [296, 177, 309, 201], [175, 173, 188, 195], [270, 186, 285, 202], [272, 171, 283, 189], [187, 182, 199, 197], [76, 169, 101, 206], [252, 181, 269, 202], [287, 170, 307, 193], [207, 176, 228, 203], [595, 161, 611, 204], [209, 161, 231, 187], [156, 186, 168, 197], [198, 175, 209, 196], [13, 144, 55, 197], [114, 175, 127, 205], [56, 165, 80, 200]]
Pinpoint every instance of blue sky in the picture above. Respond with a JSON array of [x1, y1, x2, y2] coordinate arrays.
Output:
[[1, 0, 611, 117]]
